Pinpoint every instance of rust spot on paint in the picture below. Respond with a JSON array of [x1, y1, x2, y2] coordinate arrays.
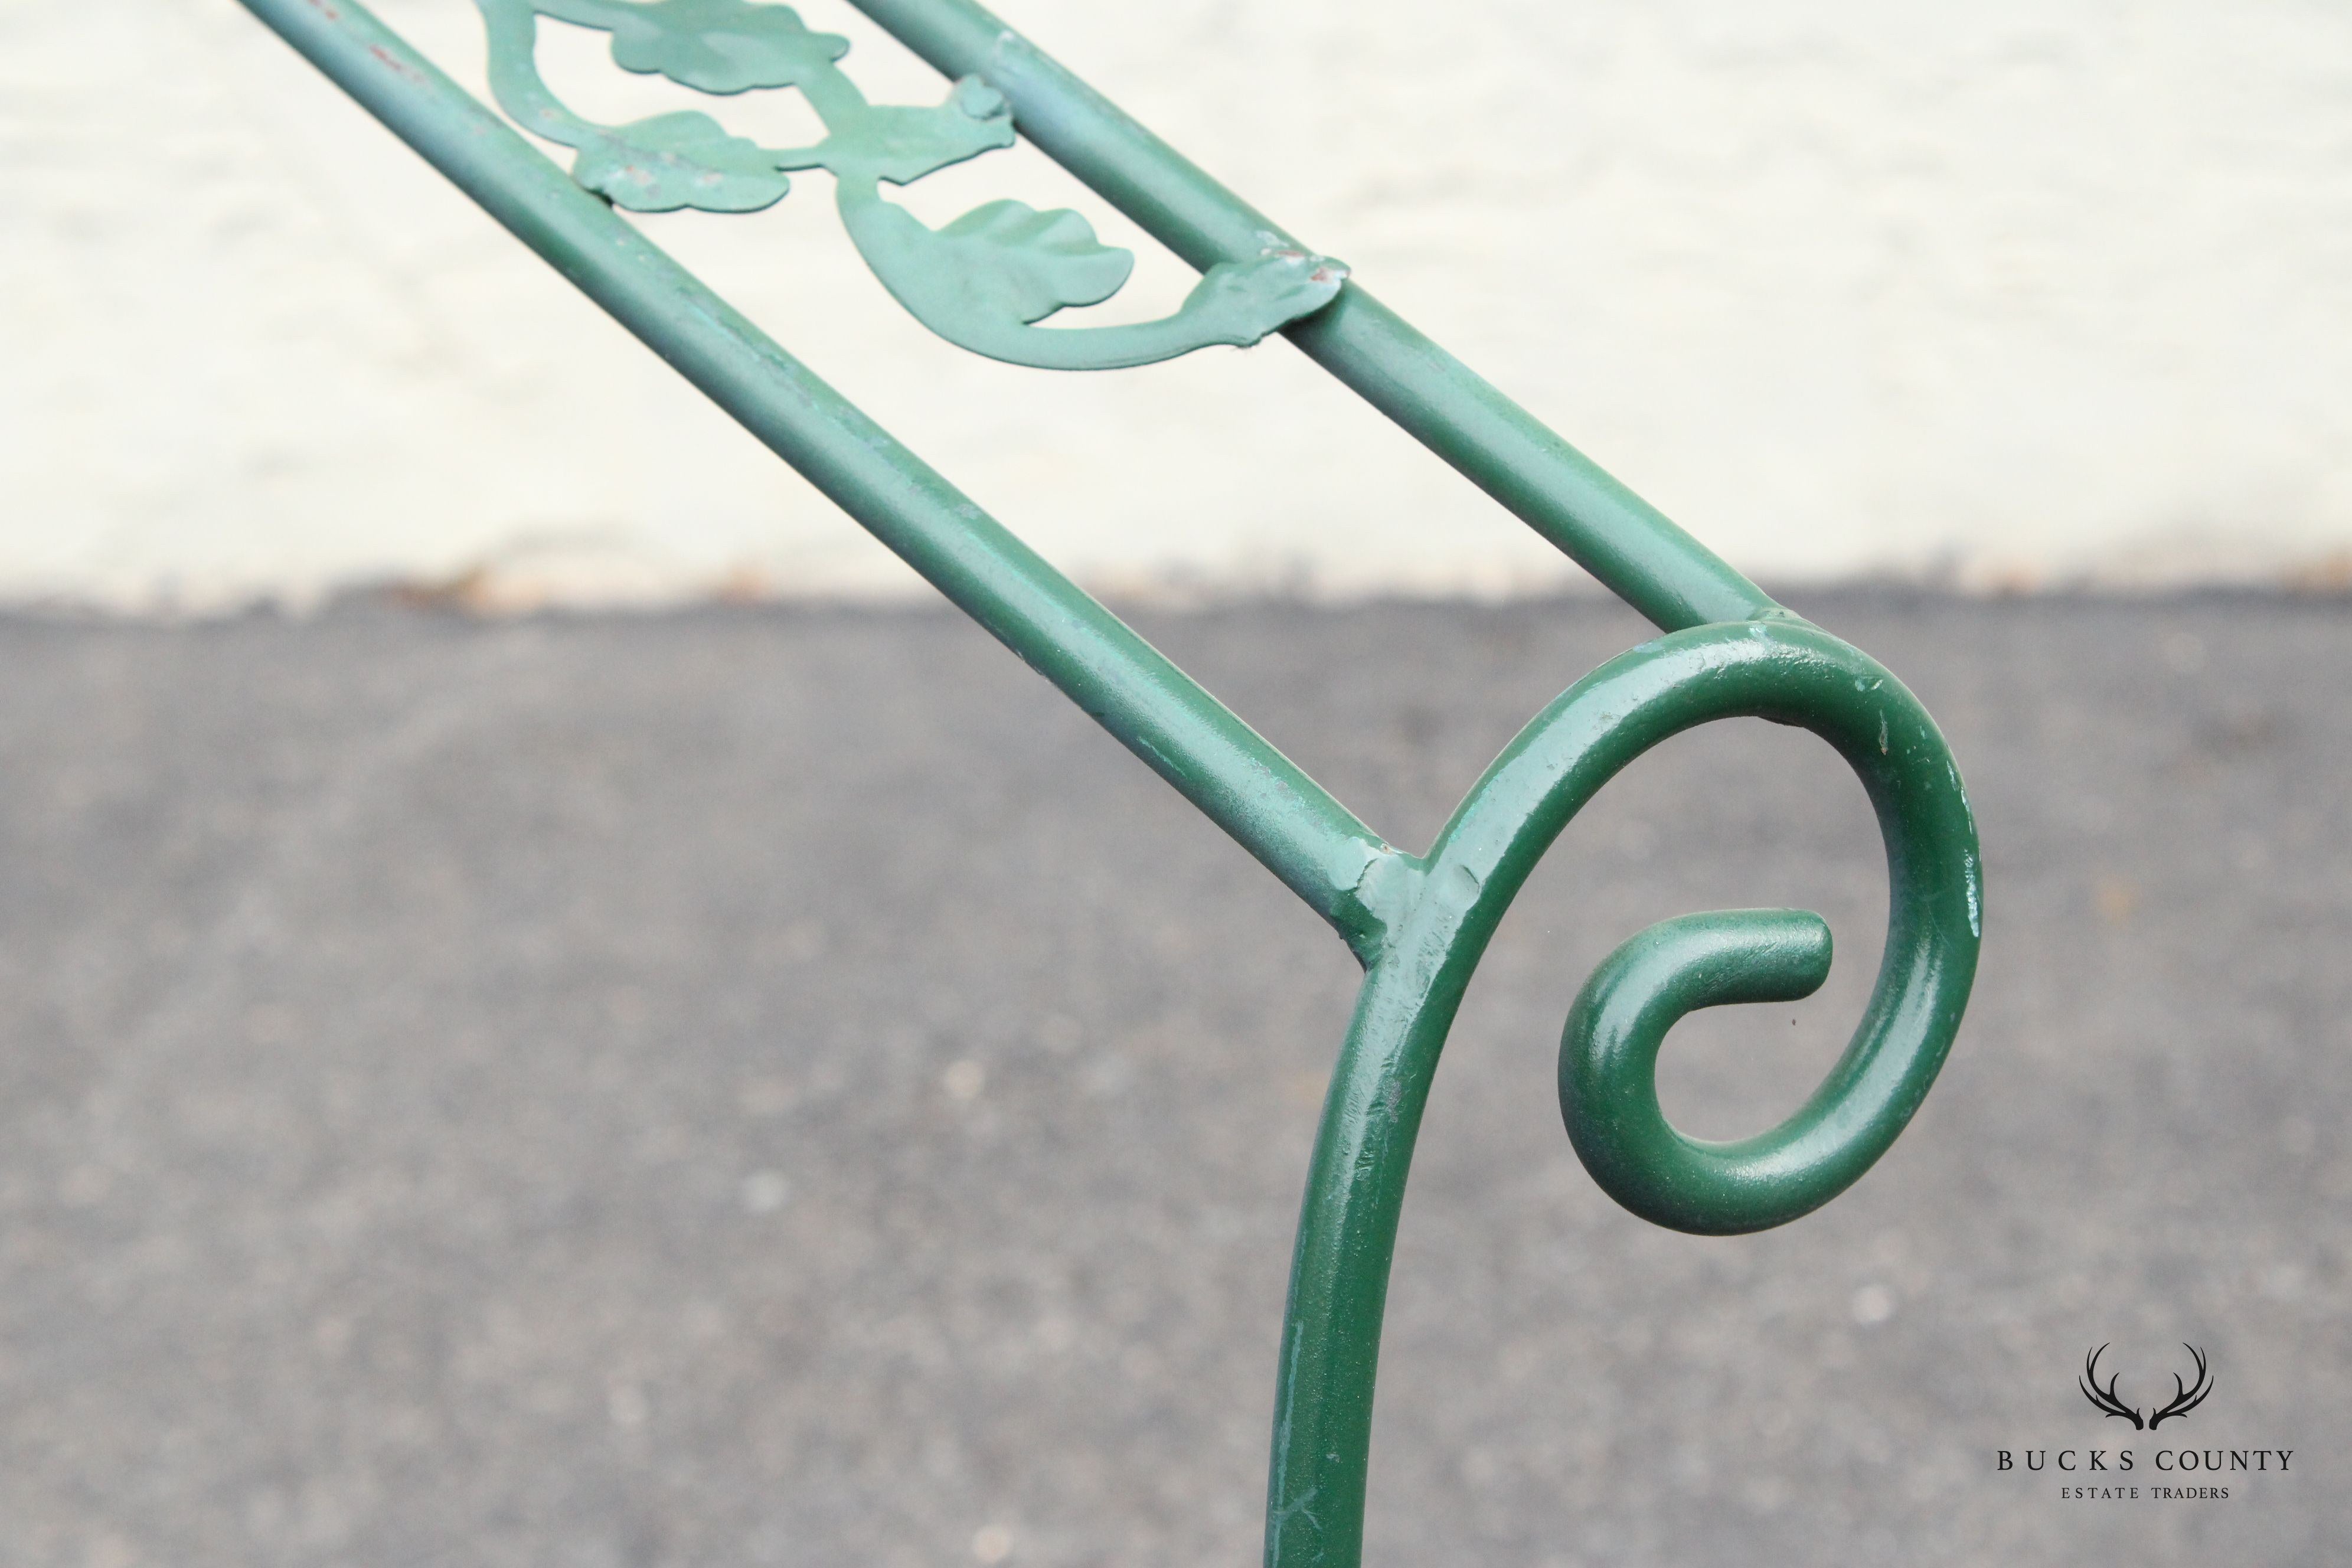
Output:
[[368, 43, 423, 81]]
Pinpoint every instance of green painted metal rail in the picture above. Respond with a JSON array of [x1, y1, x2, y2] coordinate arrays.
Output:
[[233, 3, 1984, 1562]]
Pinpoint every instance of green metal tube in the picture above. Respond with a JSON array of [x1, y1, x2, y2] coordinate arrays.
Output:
[[234, 0, 1399, 953], [847, 0, 1787, 633]]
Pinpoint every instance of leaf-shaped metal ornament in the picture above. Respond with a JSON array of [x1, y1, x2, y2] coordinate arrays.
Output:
[[571, 111, 791, 213], [838, 190, 1346, 370], [591, 0, 850, 94], [927, 200, 1135, 323]]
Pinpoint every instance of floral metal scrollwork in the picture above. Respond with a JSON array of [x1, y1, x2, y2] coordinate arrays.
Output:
[[476, 0, 1347, 368]]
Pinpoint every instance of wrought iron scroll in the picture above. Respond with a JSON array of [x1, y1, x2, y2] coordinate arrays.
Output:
[[231, 4, 1986, 1566]]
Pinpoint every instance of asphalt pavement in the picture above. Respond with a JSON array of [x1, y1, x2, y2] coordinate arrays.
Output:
[[0, 592, 2343, 1566]]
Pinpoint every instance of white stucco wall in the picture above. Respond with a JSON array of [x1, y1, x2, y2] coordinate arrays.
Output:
[[6, 1, 2351, 610]]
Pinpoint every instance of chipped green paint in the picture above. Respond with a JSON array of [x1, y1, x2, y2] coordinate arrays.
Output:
[[234, 3, 1985, 1563], [476, 0, 1344, 366]]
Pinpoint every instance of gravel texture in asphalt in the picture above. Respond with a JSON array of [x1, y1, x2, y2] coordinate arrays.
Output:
[[0, 593, 2343, 1566]]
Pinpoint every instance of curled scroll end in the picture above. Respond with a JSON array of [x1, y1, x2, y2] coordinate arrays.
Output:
[[1558, 909, 1834, 1236]]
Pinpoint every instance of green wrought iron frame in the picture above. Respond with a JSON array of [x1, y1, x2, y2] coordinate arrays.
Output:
[[234, 3, 1984, 1562]]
